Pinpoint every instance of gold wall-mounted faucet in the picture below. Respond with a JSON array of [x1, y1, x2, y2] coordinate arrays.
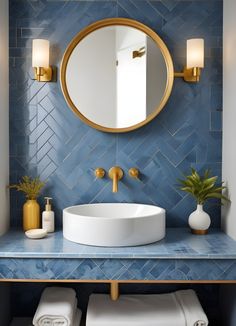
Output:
[[108, 166, 123, 193], [95, 167, 140, 192]]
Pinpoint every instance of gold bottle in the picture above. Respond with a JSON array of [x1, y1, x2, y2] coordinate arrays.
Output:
[[23, 199, 40, 231]]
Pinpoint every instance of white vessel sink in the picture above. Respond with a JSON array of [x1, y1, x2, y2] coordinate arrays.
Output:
[[63, 203, 165, 247]]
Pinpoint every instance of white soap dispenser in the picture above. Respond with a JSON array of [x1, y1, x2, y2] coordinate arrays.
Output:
[[42, 197, 55, 233]]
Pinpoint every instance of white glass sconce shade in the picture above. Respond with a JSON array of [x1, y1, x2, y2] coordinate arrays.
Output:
[[187, 38, 204, 69], [32, 39, 50, 68]]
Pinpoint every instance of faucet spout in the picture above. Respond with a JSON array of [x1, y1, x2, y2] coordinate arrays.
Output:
[[108, 166, 123, 193], [113, 172, 118, 193]]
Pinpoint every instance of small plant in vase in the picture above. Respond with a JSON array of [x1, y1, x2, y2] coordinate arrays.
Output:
[[10, 176, 45, 231], [178, 169, 229, 234]]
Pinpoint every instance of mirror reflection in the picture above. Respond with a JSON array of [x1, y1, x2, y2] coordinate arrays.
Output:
[[61, 19, 174, 132]]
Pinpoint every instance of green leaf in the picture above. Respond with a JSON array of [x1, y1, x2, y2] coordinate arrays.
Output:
[[203, 176, 217, 186], [205, 193, 230, 202], [176, 168, 230, 205], [204, 169, 210, 179]]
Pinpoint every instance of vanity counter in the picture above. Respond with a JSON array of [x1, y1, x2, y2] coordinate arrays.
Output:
[[0, 228, 235, 259], [0, 228, 236, 281]]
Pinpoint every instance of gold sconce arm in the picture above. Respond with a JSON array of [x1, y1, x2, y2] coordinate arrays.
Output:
[[174, 67, 201, 83]]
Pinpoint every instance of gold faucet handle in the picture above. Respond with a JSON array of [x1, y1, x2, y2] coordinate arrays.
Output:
[[129, 168, 140, 179], [94, 168, 105, 179]]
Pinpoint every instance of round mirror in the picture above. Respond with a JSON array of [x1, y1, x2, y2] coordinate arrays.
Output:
[[60, 18, 174, 133]]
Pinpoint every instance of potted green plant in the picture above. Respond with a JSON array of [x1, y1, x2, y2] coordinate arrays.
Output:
[[10, 176, 45, 231], [178, 168, 229, 234]]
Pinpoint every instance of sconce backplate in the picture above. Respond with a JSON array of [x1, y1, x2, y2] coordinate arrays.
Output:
[[34, 66, 57, 82]]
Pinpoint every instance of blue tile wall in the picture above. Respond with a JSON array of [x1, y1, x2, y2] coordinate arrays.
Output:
[[9, 0, 223, 228]]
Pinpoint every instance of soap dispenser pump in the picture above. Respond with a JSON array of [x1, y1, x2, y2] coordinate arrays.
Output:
[[42, 197, 55, 233]]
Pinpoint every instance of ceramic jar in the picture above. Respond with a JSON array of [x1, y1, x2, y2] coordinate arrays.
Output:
[[23, 199, 40, 231], [188, 204, 211, 234]]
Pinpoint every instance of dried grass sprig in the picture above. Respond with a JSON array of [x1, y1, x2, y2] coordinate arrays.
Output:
[[9, 176, 45, 200]]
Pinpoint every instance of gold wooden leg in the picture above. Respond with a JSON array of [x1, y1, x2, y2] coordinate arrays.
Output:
[[110, 281, 119, 301]]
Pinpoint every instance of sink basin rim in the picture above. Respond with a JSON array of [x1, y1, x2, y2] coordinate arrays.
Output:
[[63, 203, 165, 220]]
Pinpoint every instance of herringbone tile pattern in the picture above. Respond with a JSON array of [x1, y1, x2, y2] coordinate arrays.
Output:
[[9, 0, 223, 228], [0, 257, 234, 280]]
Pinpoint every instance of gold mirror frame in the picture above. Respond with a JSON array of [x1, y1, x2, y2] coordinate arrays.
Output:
[[60, 18, 174, 133]]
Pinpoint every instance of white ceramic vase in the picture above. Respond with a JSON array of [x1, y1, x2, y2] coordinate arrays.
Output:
[[188, 204, 211, 234]]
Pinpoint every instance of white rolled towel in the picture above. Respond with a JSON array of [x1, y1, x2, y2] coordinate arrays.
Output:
[[33, 287, 77, 326], [175, 290, 208, 326], [86, 290, 208, 326], [73, 309, 82, 326]]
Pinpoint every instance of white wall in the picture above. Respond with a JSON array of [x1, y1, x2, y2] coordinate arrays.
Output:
[[116, 28, 146, 127], [222, 0, 236, 239], [0, 0, 9, 236], [66, 28, 117, 128], [0, 2, 10, 324]]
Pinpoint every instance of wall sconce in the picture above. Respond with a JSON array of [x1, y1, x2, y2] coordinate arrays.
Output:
[[174, 38, 204, 83], [32, 39, 56, 82], [133, 47, 146, 59]]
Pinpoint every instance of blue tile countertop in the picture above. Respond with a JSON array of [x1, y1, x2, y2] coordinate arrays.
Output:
[[0, 228, 236, 260], [1, 229, 236, 280]]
